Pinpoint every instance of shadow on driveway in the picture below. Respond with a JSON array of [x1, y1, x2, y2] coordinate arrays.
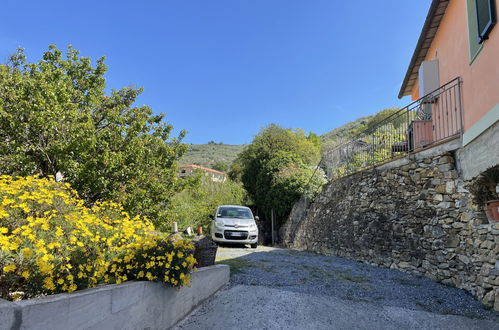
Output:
[[213, 245, 498, 320]]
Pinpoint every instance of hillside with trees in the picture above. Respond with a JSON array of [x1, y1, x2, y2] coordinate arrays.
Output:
[[181, 110, 399, 173], [180, 142, 245, 171]]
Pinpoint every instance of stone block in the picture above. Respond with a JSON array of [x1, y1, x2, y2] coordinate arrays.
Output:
[[445, 181, 456, 194], [480, 240, 496, 250], [398, 262, 411, 269], [458, 255, 471, 265], [446, 236, 460, 248], [438, 163, 454, 172], [438, 155, 454, 164], [437, 202, 454, 209], [482, 290, 496, 306], [433, 194, 444, 202], [435, 185, 447, 194]]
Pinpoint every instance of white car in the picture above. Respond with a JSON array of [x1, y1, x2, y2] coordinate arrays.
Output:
[[210, 205, 259, 248]]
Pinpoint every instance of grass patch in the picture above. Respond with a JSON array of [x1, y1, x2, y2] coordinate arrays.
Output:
[[257, 264, 277, 273], [299, 265, 368, 284], [416, 302, 433, 312], [216, 258, 252, 274], [341, 292, 372, 303], [336, 273, 367, 283], [397, 278, 421, 287]]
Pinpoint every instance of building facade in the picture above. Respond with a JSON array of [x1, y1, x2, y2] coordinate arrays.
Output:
[[178, 164, 227, 183], [399, 0, 499, 179]]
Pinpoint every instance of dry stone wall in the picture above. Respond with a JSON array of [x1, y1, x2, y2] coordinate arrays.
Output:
[[282, 152, 499, 310]]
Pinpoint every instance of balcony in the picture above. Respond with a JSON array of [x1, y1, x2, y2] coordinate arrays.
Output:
[[323, 77, 462, 179]]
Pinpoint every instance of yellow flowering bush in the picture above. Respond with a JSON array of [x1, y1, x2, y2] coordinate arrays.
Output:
[[0, 175, 196, 300]]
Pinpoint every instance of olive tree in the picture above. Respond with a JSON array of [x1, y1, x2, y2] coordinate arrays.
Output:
[[0, 45, 187, 227]]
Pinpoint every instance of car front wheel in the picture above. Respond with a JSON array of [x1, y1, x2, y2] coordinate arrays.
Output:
[[250, 243, 257, 249]]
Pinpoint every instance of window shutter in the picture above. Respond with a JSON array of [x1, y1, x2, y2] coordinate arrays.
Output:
[[475, 0, 497, 43]]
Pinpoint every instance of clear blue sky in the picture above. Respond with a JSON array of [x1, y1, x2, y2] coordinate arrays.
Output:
[[0, 0, 431, 145]]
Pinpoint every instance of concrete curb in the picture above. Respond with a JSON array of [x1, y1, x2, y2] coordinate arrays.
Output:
[[0, 264, 230, 330]]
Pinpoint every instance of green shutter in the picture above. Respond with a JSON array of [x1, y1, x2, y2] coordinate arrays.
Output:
[[467, 0, 483, 63]]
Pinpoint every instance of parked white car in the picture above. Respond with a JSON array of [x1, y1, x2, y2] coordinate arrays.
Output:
[[210, 205, 258, 248]]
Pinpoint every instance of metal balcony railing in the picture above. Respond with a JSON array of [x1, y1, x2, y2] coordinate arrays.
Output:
[[304, 77, 462, 198]]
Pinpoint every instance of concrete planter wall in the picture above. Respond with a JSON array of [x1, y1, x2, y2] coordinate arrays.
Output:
[[0, 264, 229, 330]]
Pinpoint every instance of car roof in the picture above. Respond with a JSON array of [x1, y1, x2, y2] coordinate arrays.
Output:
[[217, 205, 250, 209]]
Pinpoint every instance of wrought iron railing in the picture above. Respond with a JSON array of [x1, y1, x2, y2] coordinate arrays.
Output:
[[304, 77, 462, 198]]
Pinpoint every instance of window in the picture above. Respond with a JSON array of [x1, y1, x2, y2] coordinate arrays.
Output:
[[467, 0, 483, 61], [467, 0, 496, 62], [476, 0, 497, 43]]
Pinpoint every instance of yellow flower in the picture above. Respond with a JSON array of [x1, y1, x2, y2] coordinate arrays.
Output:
[[22, 271, 30, 279], [43, 277, 56, 290], [55, 227, 64, 237], [22, 247, 33, 258], [3, 264, 17, 273]]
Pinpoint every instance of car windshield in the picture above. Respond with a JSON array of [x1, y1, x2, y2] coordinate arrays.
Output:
[[217, 207, 252, 219]]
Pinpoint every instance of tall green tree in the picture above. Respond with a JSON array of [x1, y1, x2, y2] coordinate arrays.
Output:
[[167, 171, 248, 232], [230, 124, 322, 225], [0, 45, 187, 227]]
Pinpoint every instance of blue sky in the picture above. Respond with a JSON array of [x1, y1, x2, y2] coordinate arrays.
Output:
[[0, 0, 431, 144]]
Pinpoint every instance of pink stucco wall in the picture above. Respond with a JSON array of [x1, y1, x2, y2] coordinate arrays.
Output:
[[410, 0, 499, 132]]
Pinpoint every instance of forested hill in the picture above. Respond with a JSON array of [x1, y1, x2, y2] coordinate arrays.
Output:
[[181, 108, 398, 169], [320, 115, 373, 147], [179, 142, 246, 170], [320, 108, 400, 149]]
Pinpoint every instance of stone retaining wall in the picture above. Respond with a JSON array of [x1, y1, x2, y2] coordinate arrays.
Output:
[[282, 151, 499, 311], [0, 264, 229, 330]]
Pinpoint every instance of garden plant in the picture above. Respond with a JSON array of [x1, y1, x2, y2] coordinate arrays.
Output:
[[0, 175, 196, 301]]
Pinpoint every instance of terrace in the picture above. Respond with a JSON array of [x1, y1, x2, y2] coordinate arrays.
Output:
[[321, 77, 462, 180]]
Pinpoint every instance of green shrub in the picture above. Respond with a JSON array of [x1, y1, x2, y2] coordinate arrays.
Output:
[[0, 175, 195, 301]]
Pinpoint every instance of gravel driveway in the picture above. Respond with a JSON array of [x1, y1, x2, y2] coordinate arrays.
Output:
[[174, 246, 499, 330]]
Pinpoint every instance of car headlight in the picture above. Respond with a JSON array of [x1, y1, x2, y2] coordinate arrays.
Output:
[[249, 223, 257, 230], [215, 221, 224, 228]]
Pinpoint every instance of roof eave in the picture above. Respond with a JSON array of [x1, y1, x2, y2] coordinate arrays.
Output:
[[398, 0, 450, 99]]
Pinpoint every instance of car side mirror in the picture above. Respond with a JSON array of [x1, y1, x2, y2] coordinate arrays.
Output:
[[254, 216, 260, 221], [209, 214, 214, 220]]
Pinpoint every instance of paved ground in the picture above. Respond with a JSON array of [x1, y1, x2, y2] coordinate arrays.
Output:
[[174, 246, 499, 330]]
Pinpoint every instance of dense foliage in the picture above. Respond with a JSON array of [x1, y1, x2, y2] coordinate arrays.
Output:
[[230, 124, 323, 225], [181, 143, 245, 169], [0, 46, 187, 227], [0, 176, 196, 300], [167, 172, 247, 233], [320, 108, 401, 153]]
